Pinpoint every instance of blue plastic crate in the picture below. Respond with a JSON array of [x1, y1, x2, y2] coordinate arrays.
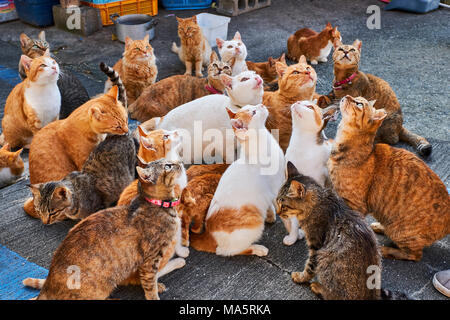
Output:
[[385, 0, 440, 13], [82, 0, 121, 4], [14, 0, 60, 27], [162, 0, 213, 10]]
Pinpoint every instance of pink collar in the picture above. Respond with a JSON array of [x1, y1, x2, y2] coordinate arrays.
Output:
[[145, 197, 180, 208], [205, 85, 223, 95], [333, 72, 357, 90]]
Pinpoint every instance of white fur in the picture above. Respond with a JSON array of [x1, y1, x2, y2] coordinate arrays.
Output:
[[317, 40, 333, 63], [0, 167, 17, 188], [24, 57, 60, 128], [153, 71, 264, 163], [206, 105, 286, 256], [217, 33, 248, 76]]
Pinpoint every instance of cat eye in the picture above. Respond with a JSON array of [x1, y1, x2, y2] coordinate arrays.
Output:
[[40, 64, 46, 68], [164, 164, 172, 170], [338, 48, 344, 51], [237, 43, 241, 46], [350, 48, 356, 52], [240, 77, 249, 82], [227, 45, 233, 49], [292, 71, 299, 75], [356, 102, 363, 107], [223, 66, 230, 69], [213, 63, 218, 68], [163, 134, 169, 140], [252, 110, 256, 115]]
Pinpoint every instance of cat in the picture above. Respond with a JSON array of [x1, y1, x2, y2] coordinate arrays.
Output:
[[328, 95, 450, 261], [282, 101, 338, 246], [276, 162, 408, 300], [287, 22, 341, 64], [23, 159, 187, 300], [104, 35, 157, 105], [172, 16, 212, 77], [27, 134, 136, 223], [319, 39, 432, 156], [128, 51, 232, 123], [1, 50, 61, 149], [190, 104, 285, 256], [246, 53, 286, 90], [141, 70, 264, 163], [19, 31, 90, 119], [263, 56, 319, 152], [216, 31, 248, 76], [0, 143, 24, 188]]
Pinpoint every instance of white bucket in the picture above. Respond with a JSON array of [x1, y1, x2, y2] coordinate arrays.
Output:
[[196, 13, 231, 48]]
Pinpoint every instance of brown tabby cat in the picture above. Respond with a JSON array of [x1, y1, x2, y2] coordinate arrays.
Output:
[[1, 50, 60, 149], [263, 56, 319, 151], [171, 16, 212, 77], [24, 85, 128, 216], [319, 39, 431, 156], [18, 31, 48, 80], [328, 95, 450, 261], [276, 162, 407, 300], [246, 53, 286, 89], [287, 22, 341, 64], [23, 159, 186, 300], [0, 144, 24, 188], [105, 35, 157, 105], [128, 51, 231, 123]]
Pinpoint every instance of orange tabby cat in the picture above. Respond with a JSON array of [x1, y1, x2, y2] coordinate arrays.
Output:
[[319, 39, 432, 156], [104, 35, 157, 105], [328, 95, 450, 261], [263, 56, 319, 151], [246, 53, 286, 89], [287, 22, 341, 64], [1, 50, 60, 149], [171, 16, 212, 77], [0, 143, 24, 188], [24, 86, 128, 216]]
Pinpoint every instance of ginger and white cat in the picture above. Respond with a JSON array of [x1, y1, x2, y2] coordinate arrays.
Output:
[[1, 49, 60, 149], [141, 71, 264, 164], [216, 31, 248, 76], [190, 104, 285, 256], [282, 101, 337, 246], [0, 144, 24, 188]]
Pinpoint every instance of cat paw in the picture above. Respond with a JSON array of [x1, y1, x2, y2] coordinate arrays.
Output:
[[310, 60, 318, 65], [298, 229, 305, 240], [291, 271, 309, 284], [184, 71, 191, 76], [158, 283, 166, 293], [251, 244, 269, 256], [195, 72, 203, 78], [176, 245, 190, 258], [319, 57, 328, 63], [283, 235, 297, 246]]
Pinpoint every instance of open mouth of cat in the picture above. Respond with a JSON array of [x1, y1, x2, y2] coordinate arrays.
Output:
[[232, 119, 248, 131], [253, 78, 263, 89]]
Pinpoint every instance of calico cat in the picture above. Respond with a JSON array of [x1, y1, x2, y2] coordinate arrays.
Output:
[[276, 162, 402, 300], [282, 101, 337, 246], [246, 53, 286, 90], [172, 16, 212, 77], [142, 70, 264, 163], [23, 159, 187, 300], [190, 104, 285, 256], [105, 35, 157, 105], [287, 22, 341, 64], [319, 39, 432, 156], [0, 144, 24, 188], [263, 56, 319, 151], [1, 50, 60, 149], [128, 51, 232, 123], [328, 95, 450, 261], [216, 31, 248, 76], [27, 134, 135, 223], [19, 31, 90, 119]]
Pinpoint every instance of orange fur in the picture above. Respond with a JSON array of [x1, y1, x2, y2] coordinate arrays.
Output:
[[246, 53, 286, 85]]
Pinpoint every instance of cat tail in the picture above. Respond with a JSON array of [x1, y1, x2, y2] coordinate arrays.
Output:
[[399, 126, 432, 157], [190, 229, 217, 253], [171, 42, 180, 54], [99, 62, 128, 109], [23, 277, 45, 289], [380, 288, 410, 300]]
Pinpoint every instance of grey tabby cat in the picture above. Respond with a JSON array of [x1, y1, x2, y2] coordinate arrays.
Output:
[[28, 133, 136, 224], [19, 31, 90, 119], [276, 162, 409, 300]]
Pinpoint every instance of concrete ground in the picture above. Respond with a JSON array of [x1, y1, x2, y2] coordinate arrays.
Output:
[[0, 0, 449, 300]]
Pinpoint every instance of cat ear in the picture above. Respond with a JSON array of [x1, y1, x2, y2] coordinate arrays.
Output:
[[286, 161, 300, 179], [20, 33, 31, 48], [140, 136, 156, 151], [88, 105, 103, 121], [136, 166, 157, 184], [38, 31, 46, 42], [14, 148, 23, 158], [372, 109, 387, 126], [298, 55, 307, 64], [368, 100, 376, 107], [106, 85, 119, 101], [333, 38, 342, 49], [275, 61, 287, 78], [353, 39, 362, 52], [143, 34, 150, 43], [279, 53, 286, 64], [220, 74, 233, 89], [216, 38, 224, 49], [43, 48, 50, 57], [125, 36, 133, 50], [1, 143, 10, 151], [20, 55, 33, 72], [268, 57, 275, 67], [210, 50, 219, 63], [28, 183, 42, 196], [233, 31, 241, 41], [136, 155, 149, 167], [226, 108, 236, 119], [190, 15, 197, 23], [137, 125, 148, 137], [288, 180, 305, 198], [326, 22, 332, 28], [53, 186, 69, 201]]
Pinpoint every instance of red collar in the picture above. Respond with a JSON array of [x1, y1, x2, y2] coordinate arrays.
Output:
[[205, 84, 223, 95], [333, 72, 357, 90], [145, 197, 180, 208]]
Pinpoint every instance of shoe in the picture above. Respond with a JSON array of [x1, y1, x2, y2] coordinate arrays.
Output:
[[433, 270, 450, 298]]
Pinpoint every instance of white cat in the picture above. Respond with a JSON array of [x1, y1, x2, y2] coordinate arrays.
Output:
[[190, 104, 285, 256], [142, 70, 264, 164], [282, 100, 337, 246], [216, 31, 248, 76]]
